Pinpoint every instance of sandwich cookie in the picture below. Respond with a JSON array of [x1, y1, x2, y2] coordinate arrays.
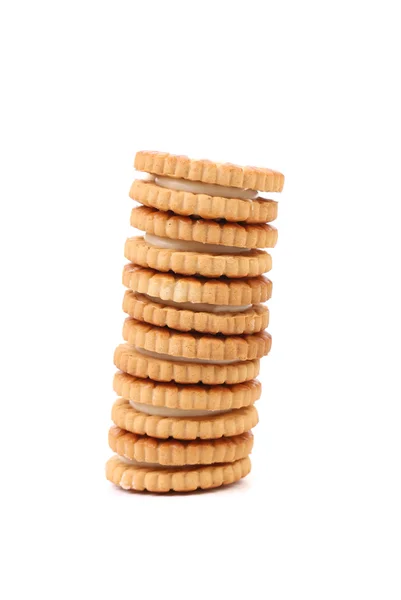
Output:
[[123, 289, 269, 335], [124, 237, 271, 278], [111, 397, 259, 440], [109, 425, 254, 466], [127, 205, 276, 279], [130, 206, 278, 249], [123, 264, 272, 304], [122, 264, 271, 335], [134, 150, 284, 192], [106, 454, 251, 492], [122, 318, 272, 362], [114, 344, 260, 385], [113, 371, 262, 411], [130, 178, 278, 223]]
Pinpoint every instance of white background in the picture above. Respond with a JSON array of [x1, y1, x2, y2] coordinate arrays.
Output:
[[1, 1, 400, 598]]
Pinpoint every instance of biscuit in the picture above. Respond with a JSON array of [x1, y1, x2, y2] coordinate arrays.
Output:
[[111, 398, 259, 440], [106, 454, 251, 492], [130, 206, 278, 249], [122, 318, 272, 361], [114, 344, 260, 384], [124, 237, 271, 278], [123, 289, 269, 334], [109, 426, 253, 465], [123, 264, 272, 305], [134, 150, 284, 192], [130, 179, 278, 223], [113, 372, 261, 410]]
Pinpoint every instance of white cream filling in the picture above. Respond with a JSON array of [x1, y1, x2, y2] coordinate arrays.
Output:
[[137, 293, 252, 313], [135, 346, 239, 365], [152, 175, 258, 200], [118, 456, 209, 470], [129, 400, 229, 418], [145, 233, 251, 255]]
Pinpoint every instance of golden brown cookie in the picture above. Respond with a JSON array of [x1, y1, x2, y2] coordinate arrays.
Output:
[[123, 264, 272, 305], [109, 426, 253, 465], [113, 372, 261, 411], [134, 150, 284, 192], [111, 398, 259, 440], [106, 454, 251, 492], [130, 179, 278, 223], [122, 289, 269, 334], [130, 206, 278, 249], [122, 318, 272, 362], [124, 237, 271, 278], [114, 344, 260, 384]]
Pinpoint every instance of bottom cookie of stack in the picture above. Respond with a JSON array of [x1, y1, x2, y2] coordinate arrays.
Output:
[[106, 374, 259, 492], [106, 427, 253, 493]]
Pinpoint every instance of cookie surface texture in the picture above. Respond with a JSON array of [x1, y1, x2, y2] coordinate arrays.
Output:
[[124, 237, 271, 278], [130, 179, 278, 223], [106, 455, 252, 492], [113, 372, 262, 411], [109, 425, 254, 465], [111, 397, 259, 440], [134, 150, 284, 192]]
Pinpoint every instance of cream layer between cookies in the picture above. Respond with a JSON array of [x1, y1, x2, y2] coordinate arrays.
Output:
[[136, 292, 252, 313], [118, 456, 178, 469], [129, 400, 230, 418], [148, 174, 259, 200], [144, 234, 251, 255], [135, 347, 239, 365]]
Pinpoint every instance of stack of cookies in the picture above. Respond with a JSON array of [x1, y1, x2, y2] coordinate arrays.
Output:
[[106, 151, 284, 493]]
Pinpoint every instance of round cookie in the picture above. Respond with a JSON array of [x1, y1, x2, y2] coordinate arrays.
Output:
[[130, 179, 278, 223], [123, 289, 269, 334], [109, 426, 254, 465], [111, 398, 259, 440], [122, 318, 272, 362], [124, 237, 271, 278], [130, 206, 278, 249], [106, 454, 251, 492], [113, 372, 261, 411], [114, 344, 260, 384], [134, 150, 284, 192], [122, 264, 272, 305]]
